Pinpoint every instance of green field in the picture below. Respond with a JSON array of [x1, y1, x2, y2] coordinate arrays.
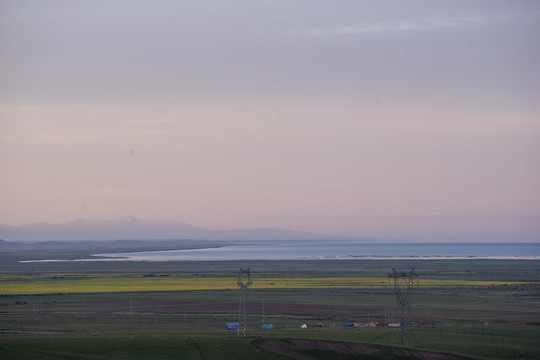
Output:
[[1, 272, 527, 295], [0, 242, 539, 359]]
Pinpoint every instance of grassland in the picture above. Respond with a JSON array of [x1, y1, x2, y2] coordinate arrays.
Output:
[[0, 241, 539, 359]]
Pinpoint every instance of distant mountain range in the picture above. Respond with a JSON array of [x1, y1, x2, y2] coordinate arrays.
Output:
[[0, 217, 331, 242]]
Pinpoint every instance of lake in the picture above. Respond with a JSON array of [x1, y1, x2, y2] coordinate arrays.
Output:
[[93, 241, 540, 261]]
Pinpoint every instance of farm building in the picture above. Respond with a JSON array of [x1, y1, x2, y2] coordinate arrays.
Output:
[[300, 323, 325, 328], [344, 322, 379, 328], [422, 319, 439, 327], [354, 322, 379, 328]]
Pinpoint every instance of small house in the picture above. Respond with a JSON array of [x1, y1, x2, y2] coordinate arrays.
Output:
[[301, 323, 325, 328]]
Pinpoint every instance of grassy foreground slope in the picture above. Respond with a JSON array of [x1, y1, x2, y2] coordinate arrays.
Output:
[[0, 333, 290, 360], [1, 326, 537, 359]]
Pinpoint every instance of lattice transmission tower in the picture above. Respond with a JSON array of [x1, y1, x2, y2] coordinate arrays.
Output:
[[388, 267, 419, 346], [237, 267, 252, 336]]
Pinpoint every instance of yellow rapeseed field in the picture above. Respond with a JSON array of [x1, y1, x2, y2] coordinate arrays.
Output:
[[0, 273, 524, 295]]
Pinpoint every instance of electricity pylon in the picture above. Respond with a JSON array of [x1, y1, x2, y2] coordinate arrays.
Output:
[[237, 268, 252, 336], [388, 267, 418, 346]]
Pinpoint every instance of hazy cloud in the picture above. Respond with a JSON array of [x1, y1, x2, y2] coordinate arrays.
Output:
[[293, 12, 539, 37]]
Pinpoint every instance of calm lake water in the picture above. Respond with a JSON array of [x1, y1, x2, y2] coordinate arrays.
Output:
[[94, 241, 540, 261]]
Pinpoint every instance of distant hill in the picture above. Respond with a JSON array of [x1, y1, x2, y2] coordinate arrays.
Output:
[[0, 217, 330, 242]]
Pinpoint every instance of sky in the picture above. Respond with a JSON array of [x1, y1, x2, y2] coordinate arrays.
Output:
[[1, 0, 539, 241]]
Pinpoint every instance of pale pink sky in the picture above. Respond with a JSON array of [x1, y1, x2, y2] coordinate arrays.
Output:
[[1, 0, 539, 241]]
